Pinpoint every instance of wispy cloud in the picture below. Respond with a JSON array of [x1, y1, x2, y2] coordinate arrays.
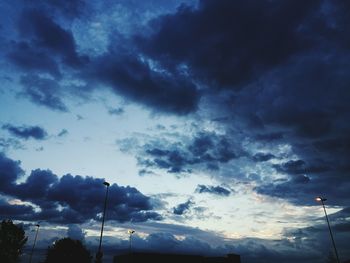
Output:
[[2, 124, 47, 140]]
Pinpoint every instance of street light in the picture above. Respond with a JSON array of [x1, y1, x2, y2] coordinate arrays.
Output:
[[128, 229, 135, 253], [315, 196, 340, 263], [96, 181, 110, 263], [29, 224, 40, 263]]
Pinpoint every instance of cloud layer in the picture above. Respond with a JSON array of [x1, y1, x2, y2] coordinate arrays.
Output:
[[0, 153, 161, 224]]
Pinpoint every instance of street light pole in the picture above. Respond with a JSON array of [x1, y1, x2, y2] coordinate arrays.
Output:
[[128, 230, 135, 253], [316, 197, 340, 263], [96, 181, 110, 263], [29, 224, 40, 263]]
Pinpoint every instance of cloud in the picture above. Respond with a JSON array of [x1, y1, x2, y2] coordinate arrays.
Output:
[[0, 153, 24, 190], [3, 2, 202, 116], [255, 132, 285, 142], [67, 224, 86, 242], [173, 199, 193, 215], [0, 198, 35, 218], [195, 185, 231, 197], [137, 0, 320, 89], [254, 173, 350, 206], [253, 135, 349, 206], [7, 41, 62, 78], [18, 9, 87, 68], [98, 0, 349, 208], [20, 74, 68, 112], [57, 129, 69, 137], [252, 153, 275, 162], [108, 107, 124, 116], [39, 0, 86, 18], [0, 138, 25, 151], [137, 132, 240, 175], [273, 159, 330, 175], [0, 152, 162, 224], [330, 207, 350, 221], [4, 6, 89, 97], [2, 124, 48, 140], [88, 49, 199, 115], [12, 169, 58, 202]]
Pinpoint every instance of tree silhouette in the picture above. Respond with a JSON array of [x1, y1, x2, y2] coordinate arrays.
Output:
[[44, 237, 92, 263], [0, 219, 28, 263]]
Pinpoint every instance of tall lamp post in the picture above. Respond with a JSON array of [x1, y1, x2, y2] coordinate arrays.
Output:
[[128, 229, 135, 253], [96, 181, 110, 263], [29, 224, 40, 263], [316, 196, 340, 263]]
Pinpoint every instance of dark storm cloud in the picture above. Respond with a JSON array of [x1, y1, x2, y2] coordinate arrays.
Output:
[[264, 108, 333, 139], [0, 152, 24, 193], [173, 199, 193, 215], [0, 198, 34, 218], [89, 50, 199, 115], [7, 41, 62, 78], [137, 0, 320, 89], [139, 132, 239, 174], [0, 153, 161, 223], [142, 148, 189, 174], [122, 0, 350, 208], [204, 23, 350, 206], [39, 0, 86, 18], [195, 185, 231, 197], [5, 7, 88, 89], [255, 132, 285, 142], [2, 6, 90, 114], [20, 74, 68, 112], [18, 9, 87, 67], [255, 172, 350, 206], [127, 0, 350, 207], [2, 124, 47, 140], [189, 133, 237, 162], [273, 159, 330, 175], [2, 0, 325, 117], [248, 55, 350, 205], [3, 2, 201, 115]]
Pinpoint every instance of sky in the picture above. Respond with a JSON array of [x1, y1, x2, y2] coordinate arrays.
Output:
[[0, 0, 350, 262]]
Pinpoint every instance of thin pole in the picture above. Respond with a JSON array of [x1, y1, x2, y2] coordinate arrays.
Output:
[[128, 230, 135, 254], [29, 224, 40, 263], [129, 233, 132, 253], [96, 182, 110, 263], [320, 199, 340, 263]]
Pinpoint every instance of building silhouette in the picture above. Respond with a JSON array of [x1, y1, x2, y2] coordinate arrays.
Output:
[[114, 252, 241, 263]]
